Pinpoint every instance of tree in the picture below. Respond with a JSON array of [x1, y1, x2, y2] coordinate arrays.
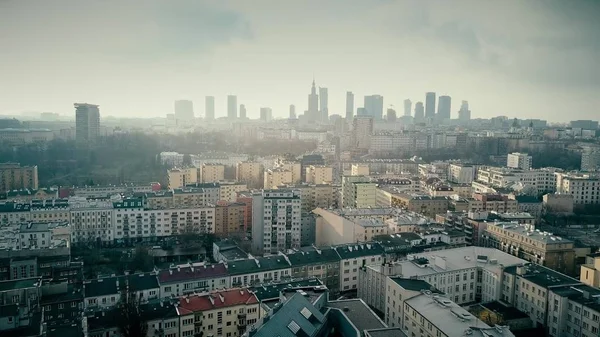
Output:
[[116, 290, 148, 337], [129, 247, 154, 272]]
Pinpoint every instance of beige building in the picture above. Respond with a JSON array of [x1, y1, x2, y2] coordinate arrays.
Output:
[[263, 168, 293, 189], [219, 182, 247, 202], [580, 254, 600, 288], [543, 193, 574, 213], [341, 175, 377, 208], [275, 160, 302, 183], [177, 288, 263, 337], [173, 188, 210, 207], [484, 222, 575, 275], [201, 164, 225, 183], [236, 161, 264, 188], [305, 165, 333, 184], [276, 184, 336, 213], [351, 163, 370, 176], [167, 167, 199, 189], [214, 202, 246, 237], [0, 163, 38, 191], [313, 208, 392, 246], [390, 193, 450, 217], [555, 172, 600, 206], [468, 193, 518, 213]]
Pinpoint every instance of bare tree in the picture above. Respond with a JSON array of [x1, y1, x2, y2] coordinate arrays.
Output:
[[117, 289, 148, 337]]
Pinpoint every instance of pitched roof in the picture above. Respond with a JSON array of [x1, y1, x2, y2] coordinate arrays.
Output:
[[249, 278, 324, 302], [227, 256, 291, 276], [84, 273, 158, 298], [286, 248, 340, 266], [334, 243, 384, 260], [177, 288, 258, 312], [157, 263, 228, 284]]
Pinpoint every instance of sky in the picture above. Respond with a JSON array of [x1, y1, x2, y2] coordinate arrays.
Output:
[[1, 0, 599, 122]]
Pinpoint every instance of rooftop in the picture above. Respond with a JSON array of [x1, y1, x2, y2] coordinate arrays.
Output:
[[488, 222, 572, 244], [157, 263, 228, 284], [177, 288, 258, 313], [551, 285, 600, 313], [334, 242, 385, 260], [286, 248, 340, 266], [355, 218, 387, 228], [394, 247, 527, 278], [365, 328, 409, 337], [390, 278, 438, 293], [227, 256, 291, 276], [0, 277, 41, 292], [249, 278, 324, 302], [504, 263, 579, 288], [84, 273, 159, 298], [326, 299, 387, 331]]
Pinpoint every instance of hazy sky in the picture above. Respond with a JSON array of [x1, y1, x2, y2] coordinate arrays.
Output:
[[1, 0, 599, 121]]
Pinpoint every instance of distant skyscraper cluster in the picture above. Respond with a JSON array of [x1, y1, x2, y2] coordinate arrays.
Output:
[[75, 103, 100, 145], [425, 92, 436, 119], [437, 95, 452, 121]]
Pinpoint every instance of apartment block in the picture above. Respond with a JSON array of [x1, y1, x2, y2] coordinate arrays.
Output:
[[214, 202, 246, 236], [275, 160, 302, 184], [351, 163, 370, 176], [219, 182, 247, 202], [236, 161, 264, 188], [201, 163, 225, 183], [448, 163, 476, 184], [157, 263, 230, 298], [313, 208, 396, 246], [0, 163, 38, 191], [555, 172, 600, 206], [507, 152, 532, 170], [341, 175, 377, 208], [468, 193, 519, 213], [263, 168, 293, 189], [484, 222, 575, 275], [390, 193, 450, 217], [305, 165, 333, 184], [167, 167, 199, 189], [251, 189, 301, 255]]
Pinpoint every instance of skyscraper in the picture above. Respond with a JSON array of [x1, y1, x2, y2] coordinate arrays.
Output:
[[174, 100, 194, 121], [239, 104, 247, 119], [364, 95, 384, 120], [205, 96, 215, 120], [425, 92, 436, 118], [227, 95, 237, 119], [386, 108, 397, 122], [260, 107, 272, 121], [307, 79, 319, 121], [75, 103, 100, 145], [437, 95, 452, 120], [352, 116, 374, 150], [289, 104, 296, 119], [319, 87, 328, 123], [403, 99, 412, 116], [346, 91, 354, 120], [414, 102, 425, 122], [458, 100, 471, 122]]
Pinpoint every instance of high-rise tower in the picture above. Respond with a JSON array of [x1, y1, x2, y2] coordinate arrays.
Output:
[[75, 103, 100, 145], [205, 96, 215, 120], [319, 87, 328, 123], [414, 102, 425, 122], [364, 95, 384, 120], [289, 105, 296, 119], [307, 79, 319, 121], [458, 100, 471, 122], [425, 92, 436, 118], [239, 104, 247, 119], [437, 95, 451, 120], [403, 99, 412, 117], [227, 95, 237, 119], [346, 91, 354, 120]]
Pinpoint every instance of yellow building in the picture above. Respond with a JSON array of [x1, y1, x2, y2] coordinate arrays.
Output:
[[263, 168, 293, 189], [305, 165, 333, 184], [351, 164, 370, 176], [390, 193, 450, 217], [276, 183, 336, 212], [214, 202, 246, 236], [236, 161, 264, 188], [219, 182, 248, 202], [276, 160, 302, 183], [0, 163, 38, 191], [201, 164, 225, 183], [580, 254, 600, 287], [167, 167, 199, 189]]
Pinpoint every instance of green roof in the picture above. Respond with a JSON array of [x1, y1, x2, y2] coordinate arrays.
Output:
[[334, 243, 384, 260], [227, 256, 291, 276], [0, 277, 40, 292], [286, 248, 340, 266]]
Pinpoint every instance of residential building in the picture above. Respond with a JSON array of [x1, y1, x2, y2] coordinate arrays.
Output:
[[336, 243, 384, 292], [0, 163, 38, 191], [275, 160, 302, 184], [389, 193, 450, 217], [251, 190, 302, 255], [167, 167, 199, 189], [313, 208, 395, 246], [214, 202, 246, 236], [176, 288, 262, 337], [219, 182, 247, 202], [350, 164, 370, 176], [507, 152, 532, 170], [263, 168, 293, 189], [468, 193, 519, 213], [74, 103, 100, 145], [157, 262, 229, 297], [352, 116, 374, 150], [228, 255, 292, 287], [448, 163, 476, 184], [201, 164, 225, 183], [341, 175, 377, 208], [305, 165, 333, 184], [477, 167, 558, 195], [483, 222, 575, 274], [543, 193, 574, 213], [286, 248, 341, 294], [555, 172, 600, 206], [236, 162, 264, 188], [83, 273, 160, 309]]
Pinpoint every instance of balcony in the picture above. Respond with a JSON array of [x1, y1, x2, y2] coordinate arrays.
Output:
[[237, 312, 246, 319]]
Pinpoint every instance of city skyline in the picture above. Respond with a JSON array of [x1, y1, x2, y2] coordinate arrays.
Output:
[[0, 1, 598, 121]]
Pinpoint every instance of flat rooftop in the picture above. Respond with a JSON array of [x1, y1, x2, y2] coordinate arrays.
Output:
[[394, 247, 527, 278], [504, 264, 579, 288], [488, 222, 572, 244]]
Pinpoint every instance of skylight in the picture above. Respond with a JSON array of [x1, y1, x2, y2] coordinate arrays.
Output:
[[288, 320, 301, 334], [300, 307, 312, 319]]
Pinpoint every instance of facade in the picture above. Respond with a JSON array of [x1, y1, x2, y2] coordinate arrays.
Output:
[[214, 202, 246, 237], [305, 165, 333, 184], [448, 163, 476, 184], [346, 91, 354, 120], [263, 168, 293, 189], [336, 243, 384, 292], [157, 263, 230, 297], [200, 164, 225, 183], [555, 172, 600, 206], [350, 164, 370, 176], [468, 193, 518, 213], [352, 116, 374, 150], [228, 255, 292, 287], [484, 222, 575, 275], [236, 162, 264, 188], [167, 167, 199, 189], [287, 248, 341, 294], [436, 95, 451, 120], [543, 193, 574, 213], [219, 182, 247, 202], [74, 103, 100, 145], [390, 193, 450, 217], [507, 152, 532, 170], [341, 175, 377, 208], [251, 189, 302, 255], [313, 208, 394, 246], [0, 163, 38, 191]]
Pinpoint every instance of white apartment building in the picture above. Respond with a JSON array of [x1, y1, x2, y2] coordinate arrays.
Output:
[[70, 204, 114, 244], [477, 167, 558, 195], [157, 263, 230, 298], [336, 243, 384, 292], [507, 152, 533, 170], [555, 172, 600, 205], [251, 189, 302, 255], [448, 163, 476, 184]]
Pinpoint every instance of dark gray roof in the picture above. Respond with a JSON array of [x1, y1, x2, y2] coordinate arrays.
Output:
[[250, 278, 324, 302], [286, 248, 340, 266], [504, 264, 579, 288], [334, 243, 384, 260], [250, 292, 326, 337], [326, 299, 387, 331], [227, 256, 291, 276], [390, 278, 438, 293], [84, 273, 158, 298], [365, 328, 409, 337]]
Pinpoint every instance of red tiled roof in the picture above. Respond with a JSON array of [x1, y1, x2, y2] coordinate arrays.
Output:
[[158, 263, 228, 284], [178, 288, 258, 312]]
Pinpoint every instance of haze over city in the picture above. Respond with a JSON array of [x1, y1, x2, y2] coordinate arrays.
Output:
[[1, 0, 599, 121]]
